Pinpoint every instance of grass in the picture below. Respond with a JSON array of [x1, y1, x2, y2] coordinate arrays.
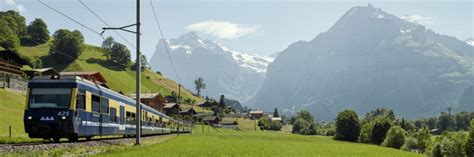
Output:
[[0, 89, 27, 137], [14, 42, 204, 103], [95, 126, 423, 157]]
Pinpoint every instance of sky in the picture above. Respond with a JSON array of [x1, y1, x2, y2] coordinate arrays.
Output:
[[1, 0, 473, 59]]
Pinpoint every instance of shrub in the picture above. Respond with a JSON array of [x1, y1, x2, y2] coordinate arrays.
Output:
[[335, 109, 360, 142], [402, 126, 432, 153], [359, 122, 373, 143], [382, 126, 406, 149], [430, 133, 467, 157], [466, 119, 474, 156], [371, 118, 392, 145]]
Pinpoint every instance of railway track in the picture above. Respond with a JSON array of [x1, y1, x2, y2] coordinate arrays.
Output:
[[0, 134, 177, 153]]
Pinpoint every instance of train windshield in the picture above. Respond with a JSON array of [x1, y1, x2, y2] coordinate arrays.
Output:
[[29, 88, 71, 109]]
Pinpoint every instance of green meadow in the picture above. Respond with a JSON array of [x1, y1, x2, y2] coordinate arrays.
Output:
[[96, 126, 422, 157]]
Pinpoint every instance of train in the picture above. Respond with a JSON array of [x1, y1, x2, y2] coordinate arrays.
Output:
[[23, 75, 190, 142]]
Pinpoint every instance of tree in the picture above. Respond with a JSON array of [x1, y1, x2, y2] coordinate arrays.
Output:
[[334, 109, 360, 142], [219, 95, 226, 108], [362, 108, 396, 125], [141, 55, 150, 69], [382, 126, 406, 149], [26, 18, 49, 44], [110, 42, 131, 69], [258, 116, 271, 130], [101, 36, 115, 60], [402, 125, 432, 152], [371, 118, 392, 145], [454, 111, 471, 131], [0, 10, 27, 41], [49, 29, 84, 64], [273, 108, 279, 117], [466, 119, 474, 156], [296, 110, 314, 123], [292, 118, 310, 134], [0, 19, 19, 49], [437, 112, 454, 132], [194, 77, 206, 96]]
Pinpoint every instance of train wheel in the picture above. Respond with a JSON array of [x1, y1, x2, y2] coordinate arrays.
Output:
[[53, 137, 60, 143], [85, 136, 92, 141]]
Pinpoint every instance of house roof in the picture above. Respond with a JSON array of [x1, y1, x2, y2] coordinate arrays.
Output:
[[271, 117, 282, 121], [129, 93, 162, 99], [202, 116, 219, 121], [163, 103, 178, 108], [60, 71, 107, 84], [249, 111, 264, 114], [24, 67, 59, 73]]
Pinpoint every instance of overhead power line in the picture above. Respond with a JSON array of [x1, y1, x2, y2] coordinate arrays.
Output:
[[38, 0, 103, 39], [149, 0, 182, 85], [78, 0, 136, 49]]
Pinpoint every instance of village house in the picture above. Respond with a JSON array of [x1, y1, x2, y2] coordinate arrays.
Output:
[[60, 71, 108, 88], [130, 93, 166, 112], [163, 103, 181, 116], [180, 108, 197, 117], [249, 110, 265, 120], [0, 50, 31, 91], [202, 116, 220, 125], [24, 67, 59, 79], [216, 121, 238, 130]]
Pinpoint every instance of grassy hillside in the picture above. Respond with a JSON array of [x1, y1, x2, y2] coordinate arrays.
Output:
[[0, 89, 27, 137], [96, 127, 422, 157], [15, 42, 203, 102]]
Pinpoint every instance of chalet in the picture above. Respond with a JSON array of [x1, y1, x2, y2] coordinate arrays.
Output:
[[24, 67, 59, 79], [216, 121, 238, 130], [130, 93, 166, 112], [249, 111, 265, 120], [163, 103, 181, 116], [271, 117, 282, 122], [180, 108, 197, 117], [60, 71, 108, 88], [0, 50, 31, 90], [202, 116, 220, 125], [196, 101, 215, 108], [0, 50, 31, 77]]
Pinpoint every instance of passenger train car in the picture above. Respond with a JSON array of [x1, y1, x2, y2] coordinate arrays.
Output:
[[24, 75, 190, 142]]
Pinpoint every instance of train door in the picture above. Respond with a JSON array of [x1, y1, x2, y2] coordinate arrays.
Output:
[[120, 105, 125, 132], [91, 94, 101, 135], [100, 97, 109, 136]]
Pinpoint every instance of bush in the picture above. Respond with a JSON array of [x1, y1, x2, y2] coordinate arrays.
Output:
[[371, 118, 392, 145], [466, 119, 474, 156], [335, 109, 360, 142], [401, 126, 432, 153], [258, 116, 282, 131], [430, 133, 467, 157], [292, 118, 316, 135], [49, 29, 84, 64], [382, 126, 406, 149]]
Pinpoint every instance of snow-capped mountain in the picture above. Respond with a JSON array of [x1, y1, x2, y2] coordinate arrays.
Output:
[[255, 4, 474, 120], [150, 32, 272, 104], [466, 38, 474, 46]]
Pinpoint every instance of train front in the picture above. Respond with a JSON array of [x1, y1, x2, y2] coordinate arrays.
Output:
[[23, 76, 77, 141]]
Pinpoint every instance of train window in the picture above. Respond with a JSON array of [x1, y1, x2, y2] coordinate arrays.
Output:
[[101, 97, 109, 114], [76, 89, 85, 110], [29, 88, 72, 109], [91, 95, 100, 112], [110, 107, 117, 122]]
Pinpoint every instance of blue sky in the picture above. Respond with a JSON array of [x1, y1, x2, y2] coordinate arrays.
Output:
[[1, 0, 473, 59]]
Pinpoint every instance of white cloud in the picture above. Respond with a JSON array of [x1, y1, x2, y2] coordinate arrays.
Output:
[[4, 0, 14, 6], [16, 5, 24, 12], [2, 0, 25, 12], [186, 21, 260, 39], [401, 15, 434, 25]]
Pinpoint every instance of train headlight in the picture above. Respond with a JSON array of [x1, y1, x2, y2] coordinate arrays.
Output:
[[28, 116, 32, 120], [62, 116, 66, 120]]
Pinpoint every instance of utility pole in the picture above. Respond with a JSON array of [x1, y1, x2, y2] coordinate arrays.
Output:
[[100, 0, 141, 145], [135, 0, 141, 145]]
